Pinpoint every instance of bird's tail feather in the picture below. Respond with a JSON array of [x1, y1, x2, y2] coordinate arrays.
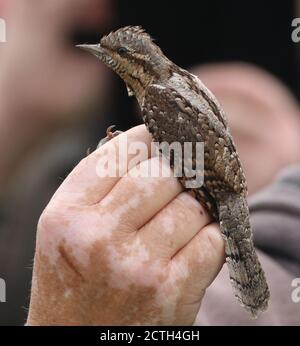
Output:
[[216, 192, 270, 318]]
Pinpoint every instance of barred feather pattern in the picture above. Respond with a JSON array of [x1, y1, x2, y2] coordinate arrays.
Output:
[[217, 192, 269, 317], [86, 26, 270, 317]]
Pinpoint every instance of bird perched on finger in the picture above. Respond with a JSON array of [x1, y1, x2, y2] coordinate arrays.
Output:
[[77, 26, 270, 318]]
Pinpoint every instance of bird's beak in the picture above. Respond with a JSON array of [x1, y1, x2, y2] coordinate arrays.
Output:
[[76, 44, 105, 60]]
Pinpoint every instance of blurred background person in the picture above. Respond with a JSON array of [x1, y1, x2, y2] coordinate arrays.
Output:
[[0, 0, 299, 325], [192, 63, 300, 194], [0, 0, 114, 187], [0, 0, 116, 325]]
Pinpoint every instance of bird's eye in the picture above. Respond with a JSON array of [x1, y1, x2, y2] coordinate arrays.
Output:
[[117, 47, 128, 56]]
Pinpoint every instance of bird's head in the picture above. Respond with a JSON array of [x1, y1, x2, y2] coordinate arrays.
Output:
[[77, 26, 170, 100]]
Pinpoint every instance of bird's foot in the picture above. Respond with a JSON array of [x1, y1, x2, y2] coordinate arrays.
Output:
[[97, 125, 123, 149]]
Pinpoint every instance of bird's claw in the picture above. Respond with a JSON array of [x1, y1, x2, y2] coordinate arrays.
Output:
[[97, 125, 123, 149]]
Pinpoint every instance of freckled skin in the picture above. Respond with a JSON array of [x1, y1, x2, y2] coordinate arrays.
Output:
[[29, 203, 221, 325]]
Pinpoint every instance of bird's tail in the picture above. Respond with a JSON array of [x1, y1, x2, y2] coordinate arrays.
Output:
[[216, 192, 270, 318]]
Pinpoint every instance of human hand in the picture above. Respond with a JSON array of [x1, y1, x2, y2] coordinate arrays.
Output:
[[27, 125, 225, 325]]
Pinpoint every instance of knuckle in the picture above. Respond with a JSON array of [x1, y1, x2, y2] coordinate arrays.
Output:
[[204, 223, 224, 253]]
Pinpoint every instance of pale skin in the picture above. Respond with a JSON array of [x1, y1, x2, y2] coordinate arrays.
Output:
[[27, 125, 225, 326]]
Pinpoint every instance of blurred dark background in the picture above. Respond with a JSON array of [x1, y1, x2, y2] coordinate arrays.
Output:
[[116, 0, 298, 128], [76, 0, 298, 131], [0, 0, 299, 325]]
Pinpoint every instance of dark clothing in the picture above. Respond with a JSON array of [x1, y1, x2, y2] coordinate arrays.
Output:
[[250, 165, 300, 277]]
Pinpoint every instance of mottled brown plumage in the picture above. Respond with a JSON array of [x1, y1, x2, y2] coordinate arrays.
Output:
[[77, 26, 270, 317]]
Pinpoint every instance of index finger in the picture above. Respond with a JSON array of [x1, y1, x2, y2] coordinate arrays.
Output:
[[52, 125, 152, 206]]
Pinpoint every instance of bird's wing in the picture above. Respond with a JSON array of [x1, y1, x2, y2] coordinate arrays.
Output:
[[142, 84, 247, 197]]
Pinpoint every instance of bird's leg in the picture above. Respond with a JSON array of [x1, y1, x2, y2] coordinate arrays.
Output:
[[97, 125, 123, 149]]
